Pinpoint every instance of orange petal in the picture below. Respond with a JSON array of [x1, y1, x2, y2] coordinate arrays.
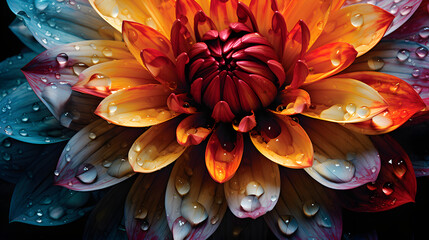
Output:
[[141, 48, 180, 91], [332, 0, 346, 11], [73, 59, 158, 97], [210, 0, 238, 30], [250, 114, 313, 168], [205, 124, 244, 183], [232, 111, 257, 133], [95, 84, 179, 127], [304, 42, 357, 84], [89, 0, 175, 37], [176, 0, 203, 41], [289, 60, 309, 89], [194, 0, 211, 14], [176, 113, 212, 146], [122, 21, 174, 67], [337, 71, 426, 134], [302, 77, 388, 123], [271, 88, 311, 115], [166, 93, 198, 114], [281, 0, 332, 48], [282, 20, 310, 73], [311, 4, 394, 57], [128, 118, 186, 173]]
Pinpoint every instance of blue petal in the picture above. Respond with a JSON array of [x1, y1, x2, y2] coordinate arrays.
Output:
[[9, 18, 45, 53], [0, 82, 75, 144], [6, 0, 121, 49], [9, 143, 94, 226]]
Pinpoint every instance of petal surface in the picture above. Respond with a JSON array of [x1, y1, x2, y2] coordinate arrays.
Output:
[[210, 0, 238, 30], [176, 113, 212, 146], [301, 118, 381, 189], [272, 88, 311, 116], [9, 18, 45, 53]]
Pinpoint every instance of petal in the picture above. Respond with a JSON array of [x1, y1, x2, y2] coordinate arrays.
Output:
[[264, 168, 342, 240], [332, 0, 346, 11], [9, 143, 93, 226], [337, 135, 416, 212], [301, 77, 388, 123], [210, 0, 238, 30], [282, 20, 310, 73], [171, 19, 194, 57], [122, 21, 174, 66], [272, 88, 311, 115], [54, 119, 143, 191], [211, 101, 236, 122], [89, 0, 176, 37], [344, 0, 422, 36], [345, 40, 429, 107], [0, 83, 75, 144], [176, 0, 203, 41], [311, 4, 394, 57], [9, 18, 45, 53], [300, 118, 381, 189], [224, 144, 280, 219], [337, 71, 426, 134], [194, 10, 217, 42], [289, 60, 309, 89], [165, 146, 227, 239], [232, 111, 257, 133], [73, 59, 158, 98], [205, 124, 244, 183], [281, 0, 332, 48], [304, 42, 357, 84], [125, 170, 172, 240], [141, 48, 180, 91], [176, 113, 212, 146], [7, 0, 120, 48], [250, 114, 313, 168], [128, 118, 186, 173], [95, 84, 179, 127]]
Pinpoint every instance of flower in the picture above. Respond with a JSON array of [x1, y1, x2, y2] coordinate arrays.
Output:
[[2, 0, 429, 239]]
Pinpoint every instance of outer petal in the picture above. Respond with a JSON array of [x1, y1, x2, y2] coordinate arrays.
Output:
[[301, 118, 381, 189], [141, 48, 180, 91], [337, 71, 426, 134], [128, 118, 186, 173], [125, 169, 172, 240], [89, 0, 175, 37], [73, 59, 158, 97], [303, 42, 357, 84], [176, 113, 212, 146], [282, 21, 310, 74], [95, 84, 179, 127], [210, 0, 238, 30], [264, 168, 342, 240], [7, 0, 120, 49], [301, 77, 388, 123], [205, 124, 244, 183], [250, 114, 313, 168], [311, 4, 394, 57], [338, 135, 416, 212], [165, 146, 227, 240], [54, 119, 143, 191], [9, 18, 45, 53], [224, 144, 280, 219], [345, 40, 429, 107], [271, 88, 311, 116]]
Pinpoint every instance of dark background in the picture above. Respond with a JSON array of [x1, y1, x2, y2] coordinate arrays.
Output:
[[1, 1, 429, 239]]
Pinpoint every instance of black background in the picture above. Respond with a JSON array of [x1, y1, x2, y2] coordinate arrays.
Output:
[[0, 1, 429, 239]]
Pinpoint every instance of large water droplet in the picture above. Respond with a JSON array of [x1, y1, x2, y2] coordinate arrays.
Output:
[[76, 163, 97, 184], [135, 208, 148, 220], [382, 182, 394, 195], [107, 158, 133, 178], [371, 114, 393, 130], [175, 176, 190, 196], [35, 0, 49, 11], [48, 206, 65, 220], [56, 53, 68, 68], [277, 215, 298, 236], [4, 126, 13, 136], [390, 4, 399, 14], [356, 106, 370, 118], [313, 158, 356, 183], [72, 62, 88, 76], [245, 181, 264, 197], [302, 200, 320, 217], [416, 47, 428, 58], [240, 195, 261, 212], [108, 102, 117, 115], [350, 13, 364, 27], [396, 49, 410, 62], [140, 219, 149, 231], [102, 48, 113, 57], [419, 27, 429, 39], [172, 217, 191, 240], [400, 6, 412, 16], [180, 201, 208, 226], [367, 56, 384, 70]]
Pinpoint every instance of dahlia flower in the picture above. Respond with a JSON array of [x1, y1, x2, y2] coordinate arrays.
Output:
[[1, 0, 429, 239]]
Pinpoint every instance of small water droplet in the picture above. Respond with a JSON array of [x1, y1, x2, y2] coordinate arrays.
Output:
[[399, 6, 412, 16], [2, 138, 11, 148], [102, 48, 113, 57], [382, 182, 394, 195], [91, 54, 100, 64], [54, 169, 60, 176], [4, 126, 13, 136], [303, 200, 320, 217], [76, 163, 97, 184], [72, 62, 88, 75], [367, 56, 384, 70], [49, 206, 65, 220], [396, 49, 410, 62], [140, 219, 149, 231], [392, 159, 407, 179], [415, 47, 428, 58], [88, 132, 97, 140], [277, 215, 298, 236], [108, 102, 117, 115], [390, 4, 399, 14], [412, 68, 420, 78], [419, 27, 429, 39], [36, 209, 43, 217], [32, 103, 40, 111], [2, 152, 11, 161], [350, 13, 364, 27], [19, 129, 28, 137], [240, 195, 261, 212], [135, 208, 148, 220], [172, 217, 191, 240]]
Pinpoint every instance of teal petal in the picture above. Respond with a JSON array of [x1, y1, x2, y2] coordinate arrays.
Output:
[[9, 18, 45, 53]]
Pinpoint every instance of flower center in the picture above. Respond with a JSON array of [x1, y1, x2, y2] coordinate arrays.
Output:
[[186, 24, 284, 121]]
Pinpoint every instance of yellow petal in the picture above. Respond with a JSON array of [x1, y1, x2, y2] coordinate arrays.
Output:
[[271, 88, 311, 115], [311, 4, 394, 57], [210, 0, 238, 30], [95, 84, 179, 127], [128, 118, 186, 173], [331, 0, 345, 11], [301, 77, 388, 123]]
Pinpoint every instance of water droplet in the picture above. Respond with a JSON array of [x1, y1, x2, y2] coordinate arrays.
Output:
[[390, 4, 399, 14], [36, 218, 43, 223], [76, 163, 97, 184], [416, 47, 428, 58], [56, 53, 68, 68], [303, 200, 320, 217], [40, 196, 52, 205], [240, 195, 261, 212], [367, 56, 384, 70], [4, 126, 13, 136], [392, 159, 407, 179], [330, 49, 341, 67], [345, 103, 356, 115], [396, 49, 410, 62], [419, 27, 429, 39], [180, 201, 208, 226], [412, 68, 420, 78], [175, 176, 190, 196], [36, 209, 43, 217], [350, 13, 364, 27], [48, 206, 65, 220], [2, 152, 11, 161], [19, 129, 28, 137], [140, 219, 149, 231], [72, 62, 88, 75], [356, 106, 370, 118], [54, 169, 60, 176], [32, 103, 40, 111], [400, 6, 412, 16], [382, 182, 394, 195], [277, 215, 298, 236], [245, 181, 264, 197], [107, 158, 133, 178], [315, 210, 332, 228], [88, 132, 97, 140], [102, 48, 113, 57], [91, 54, 100, 64], [172, 217, 191, 240], [313, 158, 356, 183], [136, 145, 158, 166], [135, 208, 148, 220], [108, 102, 117, 115], [2, 138, 11, 148]]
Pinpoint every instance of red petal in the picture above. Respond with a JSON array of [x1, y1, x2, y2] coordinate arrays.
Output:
[[212, 101, 236, 122], [233, 111, 257, 133], [167, 93, 198, 114], [210, 0, 238, 30]]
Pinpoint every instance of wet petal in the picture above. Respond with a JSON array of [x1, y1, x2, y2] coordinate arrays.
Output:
[[176, 0, 203, 41], [141, 48, 180, 91], [9, 18, 45, 53], [95, 84, 178, 127], [264, 168, 342, 240], [73, 59, 157, 98], [194, 10, 217, 42], [171, 19, 194, 57], [301, 118, 381, 189], [125, 169, 172, 240], [289, 60, 309, 89], [304, 42, 357, 84], [54, 119, 143, 191], [338, 135, 416, 212], [337, 71, 425, 134], [205, 124, 244, 183], [282, 20, 310, 73], [301, 77, 388, 123], [210, 0, 238, 30], [167, 93, 198, 114], [332, 0, 346, 11], [9, 143, 93, 226], [250, 114, 313, 168], [176, 113, 212, 146], [224, 144, 280, 219], [165, 146, 227, 239], [89, 0, 175, 37], [129, 118, 186, 173], [311, 4, 394, 57], [272, 88, 311, 116], [232, 111, 257, 133], [7, 0, 120, 49]]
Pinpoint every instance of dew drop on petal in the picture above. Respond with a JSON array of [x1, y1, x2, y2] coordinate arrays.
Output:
[[180, 201, 208, 226], [382, 182, 394, 195], [245, 181, 264, 197], [396, 49, 410, 62], [102, 48, 113, 57], [399, 6, 412, 16], [350, 13, 363, 27], [240, 195, 261, 212], [367, 56, 384, 70], [135, 208, 148, 220], [172, 217, 191, 240], [356, 106, 370, 118], [277, 215, 298, 236], [88, 132, 97, 140], [56, 53, 68, 68], [313, 159, 356, 183], [302, 200, 320, 217], [140, 219, 149, 231], [48, 206, 65, 220], [419, 27, 429, 39], [415, 47, 428, 58], [32, 103, 40, 111], [175, 176, 191, 196], [72, 63, 88, 76], [390, 4, 399, 14], [76, 163, 97, 184], [412, 68, 420, 78], [4, 126, 13, 135], [393, 159, 407, 179]]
